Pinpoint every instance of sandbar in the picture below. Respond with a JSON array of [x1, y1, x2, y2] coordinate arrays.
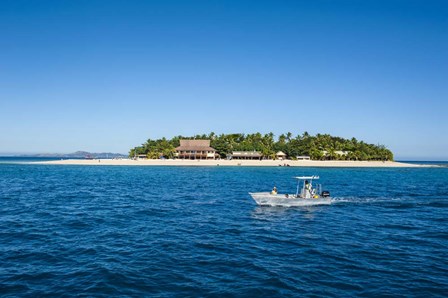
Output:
[[33, 159, 427, 167]]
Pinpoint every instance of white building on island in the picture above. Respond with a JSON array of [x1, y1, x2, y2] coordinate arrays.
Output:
[[231, 151, 262, 160]]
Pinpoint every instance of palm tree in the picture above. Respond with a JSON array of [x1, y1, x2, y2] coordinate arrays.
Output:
[[307, 148, 318, 160], [147, 151, 159, 159], [278, 134, 286, 144]]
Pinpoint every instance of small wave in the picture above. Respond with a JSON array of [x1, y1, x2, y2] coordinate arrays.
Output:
[[191, 199, 219, 205], [331, 196, 412, 204], [423, 201, 448, 208], [331, 196, 448, 208]]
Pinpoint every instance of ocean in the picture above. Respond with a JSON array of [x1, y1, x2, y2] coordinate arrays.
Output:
[[1, 158, 447, 296]]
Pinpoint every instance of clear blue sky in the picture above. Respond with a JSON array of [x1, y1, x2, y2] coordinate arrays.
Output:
[[1, 0, 447, 160]]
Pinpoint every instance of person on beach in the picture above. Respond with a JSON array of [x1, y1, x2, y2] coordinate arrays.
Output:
[[271, 186, 278, 195]]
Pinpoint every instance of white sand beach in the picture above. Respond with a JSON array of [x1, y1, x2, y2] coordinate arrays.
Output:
[[34, 159, 426, 167]]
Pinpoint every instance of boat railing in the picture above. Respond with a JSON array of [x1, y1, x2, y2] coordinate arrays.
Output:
[[294, 177, 323, 198]]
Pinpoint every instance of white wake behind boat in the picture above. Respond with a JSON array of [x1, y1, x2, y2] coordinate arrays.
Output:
[[249, 176, 331, 207]]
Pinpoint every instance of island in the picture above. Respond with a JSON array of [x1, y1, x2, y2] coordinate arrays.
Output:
[[34, 132, 427, 167], [129, 132, 394, 161]]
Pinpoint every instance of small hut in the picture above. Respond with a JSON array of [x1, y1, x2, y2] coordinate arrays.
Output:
[[276, 151, 287, 160]]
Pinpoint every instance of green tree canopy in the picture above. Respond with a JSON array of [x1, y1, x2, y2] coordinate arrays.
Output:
[[129, 132, 394, 161]]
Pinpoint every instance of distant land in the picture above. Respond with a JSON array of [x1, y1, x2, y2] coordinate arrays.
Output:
[[16, 151, 126, 159]]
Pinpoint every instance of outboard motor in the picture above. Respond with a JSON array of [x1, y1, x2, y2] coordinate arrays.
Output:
[[321, 191, 330, 198]]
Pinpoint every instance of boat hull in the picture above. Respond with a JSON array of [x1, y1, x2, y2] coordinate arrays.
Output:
[[249, 192, 331, 207]]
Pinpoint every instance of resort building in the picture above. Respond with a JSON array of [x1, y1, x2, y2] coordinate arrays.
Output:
[[231, 151, 262, 160], [175, 140, 217, 160], [296, 155, 311, 160], [276, 151, 287, 160], [335, 150, 349, 156], [137, 154, 147, 160], [322, 150, 349, 157]]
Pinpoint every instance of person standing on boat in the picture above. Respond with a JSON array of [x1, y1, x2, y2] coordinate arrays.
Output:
[[271, 186, 278, 195], [305, 180, 313, 198]]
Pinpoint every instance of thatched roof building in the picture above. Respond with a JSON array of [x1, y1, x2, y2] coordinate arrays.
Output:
[[175, 140, 217, 159], [276, 151, 287, 160]]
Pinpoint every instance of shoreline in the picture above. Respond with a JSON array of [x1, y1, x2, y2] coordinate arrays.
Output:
[[32, 159, 430, 167]]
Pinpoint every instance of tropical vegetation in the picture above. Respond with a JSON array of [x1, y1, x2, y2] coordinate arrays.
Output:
[[129, 132, 394, 161]]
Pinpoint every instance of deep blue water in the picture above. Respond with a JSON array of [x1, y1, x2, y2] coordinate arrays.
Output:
[[1, 161, 447, 297]]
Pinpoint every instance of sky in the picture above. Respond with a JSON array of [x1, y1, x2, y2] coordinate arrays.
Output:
[[0, 0, 447, 160]]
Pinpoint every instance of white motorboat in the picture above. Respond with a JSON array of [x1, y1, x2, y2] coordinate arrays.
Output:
[[249, 176, 331, 207]]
